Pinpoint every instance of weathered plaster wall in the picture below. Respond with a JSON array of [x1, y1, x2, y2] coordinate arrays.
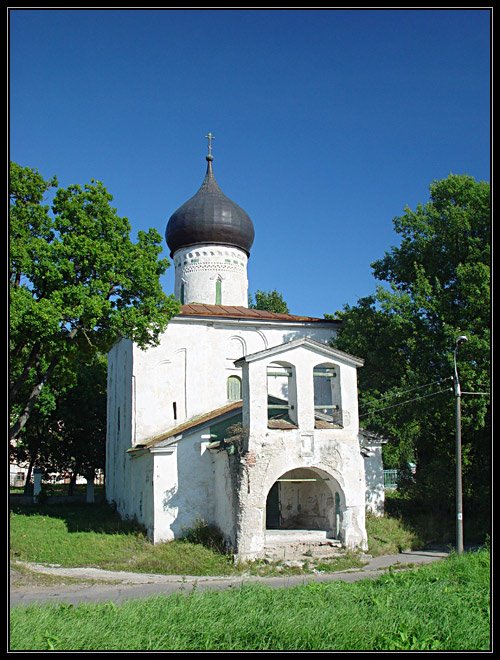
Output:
[[105, 338, 134, 509], [173, 244, 249, 306], [151, 429, 218, 543], [233, 434, 367, 559], [363, 445, 386, 515], [277, 468, 335, 530], [234, 343, 367, 560], [131, 319, 337, 445]]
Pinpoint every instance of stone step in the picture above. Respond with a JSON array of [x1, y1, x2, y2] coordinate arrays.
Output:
[[263, 533, 343, 561]]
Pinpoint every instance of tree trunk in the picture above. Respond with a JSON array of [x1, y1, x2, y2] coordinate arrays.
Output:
[[23, 452, 38, 496], [67, 472, 78, 496], [9, 326, 79, 443], [9, 355, 59, 443], [10, 342, 41, 403]]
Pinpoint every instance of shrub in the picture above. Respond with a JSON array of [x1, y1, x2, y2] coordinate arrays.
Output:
[[181, 518, 227, 554]]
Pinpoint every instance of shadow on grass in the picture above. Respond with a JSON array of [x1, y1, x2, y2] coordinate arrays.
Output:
[[384, 492, 491, 550], [9, 502, 146, 536]]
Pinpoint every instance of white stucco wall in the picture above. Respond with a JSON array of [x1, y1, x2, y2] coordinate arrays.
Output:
[[173, 244, 249, 306], [363, 445, 386, 515], [151, 429, 219, 543], [106, 316, 363, 547], [105, 338, 134, 508], [131, 318, 338, 446], [234, 342, 367, 560], [106, 339, 156, 532]]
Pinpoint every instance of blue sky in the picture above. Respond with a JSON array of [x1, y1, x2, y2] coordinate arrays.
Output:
[[9, 8, 491, 318]]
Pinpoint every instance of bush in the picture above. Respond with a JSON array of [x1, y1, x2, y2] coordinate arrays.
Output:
[[181, 519, 227, 554]]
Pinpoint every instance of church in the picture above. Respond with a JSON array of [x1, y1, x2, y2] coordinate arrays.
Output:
[[105, 137, 386, 561]]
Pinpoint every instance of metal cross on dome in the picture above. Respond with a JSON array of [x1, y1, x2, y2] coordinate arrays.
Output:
[[205, 132, 215, 157]]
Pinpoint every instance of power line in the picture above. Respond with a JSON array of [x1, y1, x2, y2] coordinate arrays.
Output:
[[359, 377, 453, 412], [359, 387, 453, 419], [462, 391, 490, 397]]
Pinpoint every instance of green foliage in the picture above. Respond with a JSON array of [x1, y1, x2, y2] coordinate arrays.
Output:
[[181, 518, 227, 554], [331, 174, 491, 525], [249, 289, 289, 313], [10, 550, 491, 651], [11, 353, 108, 480], [9, 161, 180, 443], [365, 511, 423, 555]]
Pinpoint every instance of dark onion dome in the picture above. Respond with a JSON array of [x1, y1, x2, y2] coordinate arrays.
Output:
[[166, 155, 255, 257]]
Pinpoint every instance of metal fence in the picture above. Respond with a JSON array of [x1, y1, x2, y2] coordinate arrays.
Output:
[[384, 469, 400, 490]]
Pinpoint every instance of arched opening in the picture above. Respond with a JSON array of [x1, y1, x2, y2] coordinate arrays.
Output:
[[265, 467, 343, 538], [267, 361, 297, 428], [313, 362, 342, 428], [227, 375, 242, 401]]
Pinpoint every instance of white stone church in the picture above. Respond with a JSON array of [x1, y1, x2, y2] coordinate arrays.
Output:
[[106, 141, 386, 561]]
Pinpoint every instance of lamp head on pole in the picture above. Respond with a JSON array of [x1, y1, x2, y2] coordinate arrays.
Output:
[[453, 335, 468, 397]]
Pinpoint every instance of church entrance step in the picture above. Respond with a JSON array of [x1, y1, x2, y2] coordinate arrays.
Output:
[[264, 529, 343, 562]]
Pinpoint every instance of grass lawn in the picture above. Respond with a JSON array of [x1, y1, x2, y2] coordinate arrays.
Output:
[[10, 549, 491, 651], [10, 502, 372, 577]]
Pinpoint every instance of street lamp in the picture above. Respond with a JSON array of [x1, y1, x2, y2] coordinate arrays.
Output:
[[453, 335, 468, 555]]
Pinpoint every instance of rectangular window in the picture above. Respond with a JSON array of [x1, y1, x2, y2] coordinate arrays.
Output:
[[267, 364, 297, 428], [314, 365, 342, 428]]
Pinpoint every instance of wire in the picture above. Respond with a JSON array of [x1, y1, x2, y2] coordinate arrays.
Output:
[[359, 387, 453, 418], [461, 391, 491, 397], [359, 377, 453, 411]]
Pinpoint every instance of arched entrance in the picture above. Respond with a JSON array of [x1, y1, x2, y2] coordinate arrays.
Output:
[[265, 467, 343, 539]]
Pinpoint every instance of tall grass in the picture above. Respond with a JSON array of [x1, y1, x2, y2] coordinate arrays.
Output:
[[365, 511, 423, 555], [10, 549, 490, 651]]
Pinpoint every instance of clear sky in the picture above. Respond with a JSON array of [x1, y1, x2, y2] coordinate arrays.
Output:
[[9, 8, 491, 318]]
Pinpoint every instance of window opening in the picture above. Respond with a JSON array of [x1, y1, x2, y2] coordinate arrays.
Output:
[[180, 283, 185, 304], [267, 363, 297, 428], [227, 375, 242, 401], [314, 364, 342, 428], [215, 278, 222, 304]]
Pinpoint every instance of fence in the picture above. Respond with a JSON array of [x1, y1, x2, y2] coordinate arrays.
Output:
[[383, 469, 400, 490]]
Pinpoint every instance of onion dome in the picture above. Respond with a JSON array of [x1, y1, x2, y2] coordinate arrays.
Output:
[[166, 137, 255, 257]]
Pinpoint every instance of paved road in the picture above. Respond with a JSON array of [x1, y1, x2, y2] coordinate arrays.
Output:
[[10, 550, 449, 608]]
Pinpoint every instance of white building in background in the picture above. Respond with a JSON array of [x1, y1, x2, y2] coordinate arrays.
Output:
[[106, 140, 386, 561]]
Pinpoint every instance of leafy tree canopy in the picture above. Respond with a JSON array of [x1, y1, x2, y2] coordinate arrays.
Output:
[[10, 162, 180, 442], [249, 289, 289, 314], [330, 174, 490, 516]]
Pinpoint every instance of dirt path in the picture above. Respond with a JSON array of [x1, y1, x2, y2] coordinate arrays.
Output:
[[10, 550, 450, 608]]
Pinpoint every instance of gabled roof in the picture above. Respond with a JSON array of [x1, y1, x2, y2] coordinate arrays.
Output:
[[176, 304, 341, 324], [234, 336, 364, 368], [128, 400, 243, 452]]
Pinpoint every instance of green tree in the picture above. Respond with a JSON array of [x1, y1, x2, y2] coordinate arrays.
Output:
[[249, 289, 289, 313], [10, 355, 107, 493], [9, 162, 180, 443], [331, 174, 490, 525]]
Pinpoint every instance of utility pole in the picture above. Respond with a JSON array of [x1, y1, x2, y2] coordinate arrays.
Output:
[[453, 335, 467, 555]]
